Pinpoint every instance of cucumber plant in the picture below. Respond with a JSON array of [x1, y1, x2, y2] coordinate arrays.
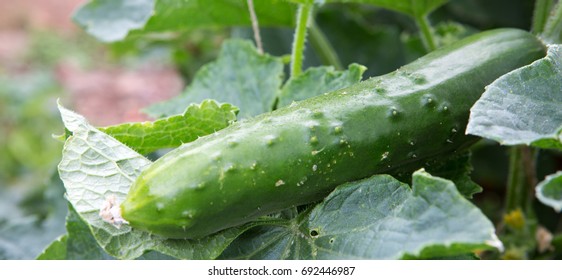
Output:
[[38, 0, 562, 260]]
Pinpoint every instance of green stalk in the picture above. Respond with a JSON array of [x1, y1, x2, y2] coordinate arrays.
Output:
[[542, 1, 562, 43], [309, 20, 343, 70], [505, 146, 537, 212], [415, 14, 437, 52], [532, 0, 554, 35], [506, 147, 524, 212], [290, 2, 313, 77]]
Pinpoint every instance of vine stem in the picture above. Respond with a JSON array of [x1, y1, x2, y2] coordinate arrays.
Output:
[[505, 146, 537, 212], [415, 14, 436, 52], [247, 0, 263, 54], [309, 20, 343, 70], [542, 1, 562, 43], [532, 0, 554, 35], [290, 2, 314, 77]]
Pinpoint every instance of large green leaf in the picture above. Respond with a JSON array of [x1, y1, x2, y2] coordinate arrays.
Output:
[[74, 0, 295, 42], [145, 40, 284, 119], [220, 170, 501, 259], [277, 64, 365, 108], [144, 0, 295, 33], [536, 171, 562, 212], [100, 100, 238, 154], [56, 103, 249, 259], [467, 44, 561, 150], [327, 0, 448, 17]]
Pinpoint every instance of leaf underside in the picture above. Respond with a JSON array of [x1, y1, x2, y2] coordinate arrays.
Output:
[[57, 103, 247, 259], [467, 45, 562, 150]]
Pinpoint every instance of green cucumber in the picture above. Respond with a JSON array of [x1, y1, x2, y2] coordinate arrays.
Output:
[[121, 29, 546, 239]]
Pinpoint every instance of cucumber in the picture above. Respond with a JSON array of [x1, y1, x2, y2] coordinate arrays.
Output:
[[121, 29, 546, 239]]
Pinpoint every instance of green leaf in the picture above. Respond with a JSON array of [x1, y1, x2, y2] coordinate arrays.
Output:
[[277, 63, 366, 108], [74, 0, 296, 42], [37, 204, 114, 260], [467, 44, 561, 150], [64, 205, 114, 259], [536, 171, 562, 212], [326, 0, 448, 17], [424, 153, 482, 198], [220, 170, 501, 259], [143, 0, 296, 33], [57, 103, 249, 259], [73, 0, 155, 43], [146, 40, 284, 119], [100, 100, 238, 154], [36, 235, 68, 260]]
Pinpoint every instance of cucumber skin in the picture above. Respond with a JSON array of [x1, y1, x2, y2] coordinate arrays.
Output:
[[121, 29, 546, 239]]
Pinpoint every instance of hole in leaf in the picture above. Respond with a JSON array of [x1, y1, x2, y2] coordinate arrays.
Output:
[[309, 229, 319, 237]]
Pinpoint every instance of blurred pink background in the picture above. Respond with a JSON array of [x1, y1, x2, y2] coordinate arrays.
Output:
[[0, 0, 183, 126]]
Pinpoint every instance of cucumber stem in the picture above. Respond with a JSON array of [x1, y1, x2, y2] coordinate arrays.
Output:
[[415, 14, 437, 52], [506, 147, 523, 212], [542, 1, 562, 43], [309, 20, 343, 70], [246, 0, 264, 54], [291, 2, 314, 77], [505, 146, 537, 212], [532, 0, 554, 35]]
